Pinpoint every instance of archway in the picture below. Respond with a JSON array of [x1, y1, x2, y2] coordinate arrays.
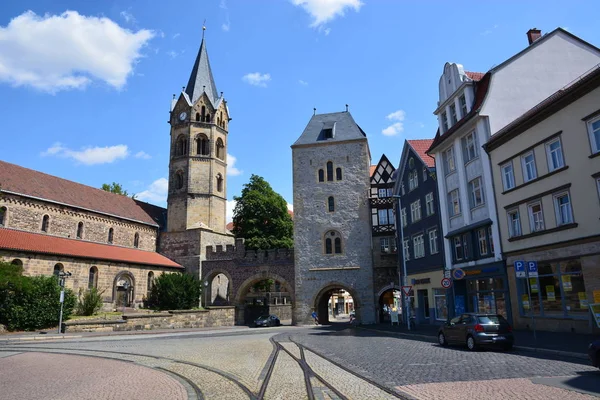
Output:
[[312, 283, 359, 325], [203, 269, 234, 307], [112, 271, 135, 308], [235, 273, 293, 325], [377, 286, 402, 323]]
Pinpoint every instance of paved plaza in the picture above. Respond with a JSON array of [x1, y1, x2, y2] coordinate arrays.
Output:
[[0, 325, 598, 399]]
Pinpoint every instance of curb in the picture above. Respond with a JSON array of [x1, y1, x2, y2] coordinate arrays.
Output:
[[0, 335, 83, 342]]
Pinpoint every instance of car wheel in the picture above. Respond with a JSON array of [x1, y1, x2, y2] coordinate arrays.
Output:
[[503, 344, 513, 351], [438, 332, 448, 346], [466, 335, 478, 351]]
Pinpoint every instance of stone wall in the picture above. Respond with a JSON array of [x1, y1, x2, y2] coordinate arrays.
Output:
[[64, 307, 235, 332], [269, 304, 292, 321], [0, 194, 157, 252]]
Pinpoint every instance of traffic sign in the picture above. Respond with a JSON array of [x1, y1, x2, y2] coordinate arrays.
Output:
[[452, 268, 465, 280], [441, 278, 452, 289], [444, 270, 451, 279], [514, 261, 526, 278], [527, 261, 538, 277], [401, 286, 413, 296]]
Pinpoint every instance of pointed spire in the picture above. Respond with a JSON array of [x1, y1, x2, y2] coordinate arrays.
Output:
[[185, 26, 219, 106]]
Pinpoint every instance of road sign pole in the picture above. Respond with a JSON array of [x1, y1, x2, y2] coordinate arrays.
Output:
[[525, 265, 537, 347]]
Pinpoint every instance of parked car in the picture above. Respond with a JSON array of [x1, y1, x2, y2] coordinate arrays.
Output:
[[438, 313, 514, 351], [254, 314, 281, 327], [588, 339, 600, 369]]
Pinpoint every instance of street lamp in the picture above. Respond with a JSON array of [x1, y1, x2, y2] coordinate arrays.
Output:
[[122, 281, 130, 314], [392, 195, 411, 331], [57, 271, 72, 334]]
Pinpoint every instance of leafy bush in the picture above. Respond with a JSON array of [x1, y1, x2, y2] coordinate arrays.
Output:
[[0, 261, 76, 331], [146, 272, 201, 310], [76, 287, 104, 316]]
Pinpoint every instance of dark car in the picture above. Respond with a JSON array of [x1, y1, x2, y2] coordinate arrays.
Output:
[[438, 313, 514, 351], [589, 339, 600, 369], [254, 314, 281, 327]]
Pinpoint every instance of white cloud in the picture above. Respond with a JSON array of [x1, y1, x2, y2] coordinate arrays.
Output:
[[291, 0, 362, 27], [386, 110, 406, 121], [134, 151, 151, 159], [226, 199, 236, 223], [287, 203, 293, 212], [382, 122, 404, 136], [119, 10, 136, 24], [222, 21, 230, 32], [299, 79, 308, 86], [135, 178, 168, 204], [0, 11, 154, 93], [172, 33, 180, 39], [167, 50, 179, 59], [41, 142, 129, 165], [242, 72, 271, 87], [227, 153, 243, 176]]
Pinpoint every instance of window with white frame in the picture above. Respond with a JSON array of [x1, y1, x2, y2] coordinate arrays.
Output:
[[477, 228, 488, 256], [468, 177, 484, 208], [380, 238, 390, 253], [410, 200, 422, 222], [413, 235, 425, 258], [422, 167, 428, 182], [378, 188, 388, 198], [401, 207, 407, 227], [462, 131, 478, 163], [449, 104, 458, 125], [448, 189, 461, 217], [388, 208, 395, 225], [553, 192, 573, 225], [507, 209, 521, 237], [459, 94, 467, 117], [441, 111, 448, 133], [528, 202, 545, 232], [403, 239, 410, 261], [387, 188, 394, 197], [409, 171, 419, 191], [545, 138, 564, 172], [501, 162, 515, 191], [521, 152, 537, 182], [428, 229, 438, 254], [488, 226, 495, 254], [443, 147, 455, 174], [425, 192, 435, 216], [587, 116, 600, 154], [453, 236, 464, 261], [378, 209, 389, 225]]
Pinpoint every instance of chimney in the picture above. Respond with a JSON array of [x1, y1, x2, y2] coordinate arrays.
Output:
[[526, 28, 542, 45]]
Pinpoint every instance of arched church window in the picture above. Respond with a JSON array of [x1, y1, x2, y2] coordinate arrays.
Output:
[[0, 206, 6, 226], [11, 259, 22, 267], [206, 113, 211, 123], [134, 232, 140, 248], [328, 196, 335, 212], [318, 169, 324, 182], [324, 231, 342, 255], [335, 238, 342, 254], [336, 167, 342, 181], [196, 135, 209, 156], [216, 174, 223, 192], [196, 112, 200, 122], [108, 228, 114, 244], [41, 215, 50, 232], [326, 162, 333, 181], [175, 135, 187, 156], [147, 271, 155, 296], [53, 263, 63, 277], [88, 267, 98, 289], [176, 171, 184, 190], [201, 106, 206, 122], [77, 221, 84, 239], [216, 138, 224, 160], [325, 238, 332, 254]]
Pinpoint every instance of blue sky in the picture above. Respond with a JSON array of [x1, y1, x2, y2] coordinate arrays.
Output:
[[1, 1, 599, 222]]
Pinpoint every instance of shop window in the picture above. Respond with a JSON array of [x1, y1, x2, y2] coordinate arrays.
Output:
[[434, 289, 447, 321]]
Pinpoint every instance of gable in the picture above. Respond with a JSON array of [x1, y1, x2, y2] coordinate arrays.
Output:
[[370, 155, 395, 185]]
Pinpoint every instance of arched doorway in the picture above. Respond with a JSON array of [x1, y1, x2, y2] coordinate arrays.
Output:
[[378, 286, 402, 323], [203, 270, 233, 307], [235, 273, 293, 325], [312, 284, 359, 325], [113, 272, 134, 308]]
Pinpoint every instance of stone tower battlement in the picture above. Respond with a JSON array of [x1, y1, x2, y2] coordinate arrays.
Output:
[[205, 238, 294, 264]]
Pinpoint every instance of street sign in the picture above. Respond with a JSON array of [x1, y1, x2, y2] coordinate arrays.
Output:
[[527, 261, 538, 277], [441, 278, 452, 289], [401, 286, 413, 296], [452, 268, 465, 280], [514, 261, 526, 278], [444, 270, 451, 279]]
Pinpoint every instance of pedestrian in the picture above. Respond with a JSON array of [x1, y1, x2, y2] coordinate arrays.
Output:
[[311, 311, 318, 325]]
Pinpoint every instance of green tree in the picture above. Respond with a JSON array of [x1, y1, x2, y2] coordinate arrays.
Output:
[[232, 175, 293, 250], [101, 182, 129, 196], [146, 273, 201, 310]]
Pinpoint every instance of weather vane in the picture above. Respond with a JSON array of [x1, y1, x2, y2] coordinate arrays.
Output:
[[202, 19, 207, 39]]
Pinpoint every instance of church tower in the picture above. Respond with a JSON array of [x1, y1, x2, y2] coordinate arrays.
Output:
[[167, 31, 230, 233]]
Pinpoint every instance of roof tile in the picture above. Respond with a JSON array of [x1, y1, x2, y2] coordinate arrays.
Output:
[[407, 139, 435, 168]]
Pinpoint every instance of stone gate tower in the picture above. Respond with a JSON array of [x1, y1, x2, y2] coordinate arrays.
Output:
[[291, 111, 376, 324], [160, 31, 234, 279]]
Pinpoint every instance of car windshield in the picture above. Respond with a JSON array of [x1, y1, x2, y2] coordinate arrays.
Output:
[[257, 315, 269, 320], [477, 315, 508, 324]]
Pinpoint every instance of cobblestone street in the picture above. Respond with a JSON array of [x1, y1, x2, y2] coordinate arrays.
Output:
[[0, 326, 598, 399]]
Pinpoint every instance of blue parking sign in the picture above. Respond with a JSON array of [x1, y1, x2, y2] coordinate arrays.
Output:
[[514, 261, 526, 278], [527, 261, 538, 277]]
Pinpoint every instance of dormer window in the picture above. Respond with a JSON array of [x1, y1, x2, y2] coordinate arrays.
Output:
[[319, 122, 336, 141], [441, 111, 449, 133], [459, 94, 467, 117], [449, 104, 457, 125], [323, 129, 333, 139]]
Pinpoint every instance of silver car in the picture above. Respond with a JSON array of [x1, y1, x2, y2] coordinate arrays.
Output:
[[438, 313, 514, 351]]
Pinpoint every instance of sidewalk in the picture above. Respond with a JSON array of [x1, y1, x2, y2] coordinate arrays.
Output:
[[358, 323, 597, 360]]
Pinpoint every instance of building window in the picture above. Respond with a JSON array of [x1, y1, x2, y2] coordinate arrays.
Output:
[[587, 116, 600, 154], [196, 135, 209, 156], [403, 239, 410, 261], [459, 94, 467, 117], [11, 259, 23, 267], [488, 226, 495, 254], [443, 147, 455, 174], [410, 200, 421, 222], [41, 215, 50, 232], [216, 174, 223, 192], [76, 222, 84, 239], [318, 169, 324, 182], [88, 267, 98, 289], [545, 138, 564, 172], [528, 202, 545, 232], [425, 192, 435, 216], [108, 228, 114, 244], [401, 208, 407, 227], [507, 209, 521, 237], [336, 167, 342, 181], [449, 104, 457, 125], [422, 167, 428, 182], [501, 162, 515, 191], [441, 111, 448, 133], [434, 288, 448, 321], [147, 271, 155, 296], [324, 231, 342, 254], [326, 161, 333, 181], [468, 177, 484, 208], [428, 229, 438, 254], [462, 131, 478, 163], [334, 238, 342, 254], [196, 112, 200, 122], [380, 238, 390, 253], [477, 228, 488, 256], [448, 189, 460, 217], [176, 171, 184, 190], [325, 238, 332, 254], [378, 188, 387, 198], [553, 192, 573, 225], [53, 263, 63, 277], [521, 152, 537, 182], [216, 138, 225, 160], [378, 209, 389, 225], [328, 196, 335, 212], [0, 206, 6, 226], [134, 232, 140, 248], [413, 234, 425, 258], [408, 171, 418, 191], [453, 236, 464, 261], [175, 135, 187, 156]]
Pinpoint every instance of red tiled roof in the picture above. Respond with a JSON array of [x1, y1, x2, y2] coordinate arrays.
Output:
[[369, 165, 377, 177], [0, 160, 161, 226], [407, 139, 435, 168], [465, 71, 485, 81], [0, 228, 182, 269]]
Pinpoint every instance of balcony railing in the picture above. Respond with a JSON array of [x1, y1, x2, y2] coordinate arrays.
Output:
[[370, 197, 394, 207]]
